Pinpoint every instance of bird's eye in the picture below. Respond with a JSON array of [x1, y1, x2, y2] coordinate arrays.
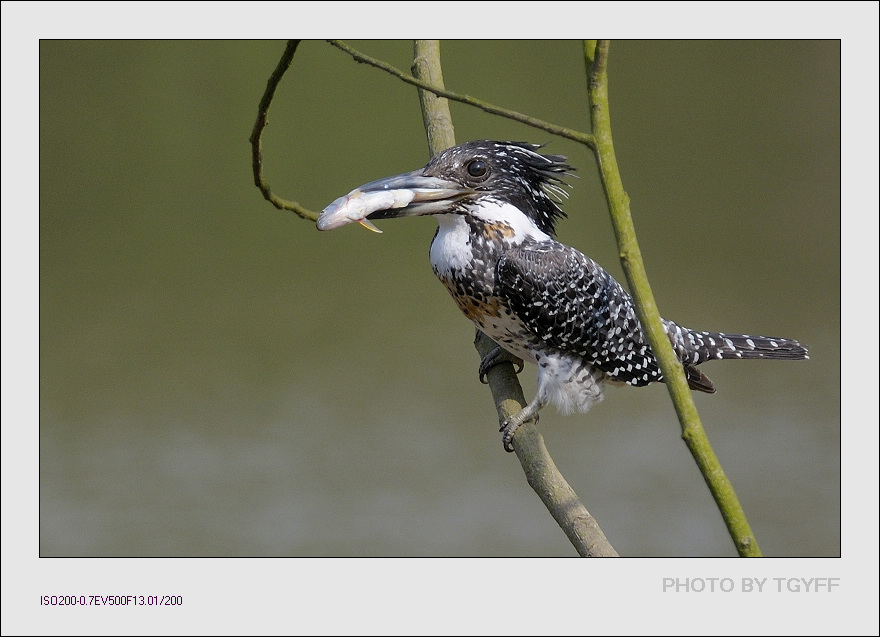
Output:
[[466, 159, 488, 178]]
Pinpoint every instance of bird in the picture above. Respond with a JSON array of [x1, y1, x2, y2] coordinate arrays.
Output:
[[317, 140, 809, 452]]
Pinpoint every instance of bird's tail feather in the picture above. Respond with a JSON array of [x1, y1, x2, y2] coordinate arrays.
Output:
[[702, 332, 810, 361], [662, 323, 808, 394]]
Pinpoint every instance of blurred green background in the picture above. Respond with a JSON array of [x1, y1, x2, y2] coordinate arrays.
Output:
[[39, 40, 839, 556]]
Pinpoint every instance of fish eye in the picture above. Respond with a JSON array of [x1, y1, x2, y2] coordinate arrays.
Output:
[[466, 159, 488, 178]]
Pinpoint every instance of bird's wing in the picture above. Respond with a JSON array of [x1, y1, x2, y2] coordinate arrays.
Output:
[[496, 241, 665, 387]]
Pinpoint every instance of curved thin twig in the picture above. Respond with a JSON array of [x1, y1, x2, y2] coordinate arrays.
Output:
[[252, 40, 596, 222], [249, 40, 318, 221]]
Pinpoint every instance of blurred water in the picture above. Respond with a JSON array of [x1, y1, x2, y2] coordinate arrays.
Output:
[[38, 40, 840, 556]]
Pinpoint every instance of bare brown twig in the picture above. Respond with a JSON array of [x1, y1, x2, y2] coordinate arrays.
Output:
[[249, 40, 318, 221]]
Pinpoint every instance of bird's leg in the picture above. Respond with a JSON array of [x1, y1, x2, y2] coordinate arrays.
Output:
[[478, 345, 524, 384], [499, 394, 545, 453]]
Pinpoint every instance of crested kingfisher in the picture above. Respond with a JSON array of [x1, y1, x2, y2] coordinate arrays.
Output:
[[317, 140, 808, 452]]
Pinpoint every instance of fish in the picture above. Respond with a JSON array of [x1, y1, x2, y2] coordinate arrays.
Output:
[[317, 169, 473, 234], [316, 188, 416, 234]]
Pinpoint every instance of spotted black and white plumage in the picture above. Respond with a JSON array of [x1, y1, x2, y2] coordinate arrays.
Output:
[[318, 140, 809, 451]]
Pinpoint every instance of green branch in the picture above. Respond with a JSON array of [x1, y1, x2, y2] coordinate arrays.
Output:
[[586, 40, 761, 556]]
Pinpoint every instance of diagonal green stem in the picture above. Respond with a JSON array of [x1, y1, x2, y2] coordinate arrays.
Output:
[[586, 40, 761, 556]]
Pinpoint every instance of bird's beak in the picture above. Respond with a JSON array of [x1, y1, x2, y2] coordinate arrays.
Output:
[[317, 170, 473, 234]]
